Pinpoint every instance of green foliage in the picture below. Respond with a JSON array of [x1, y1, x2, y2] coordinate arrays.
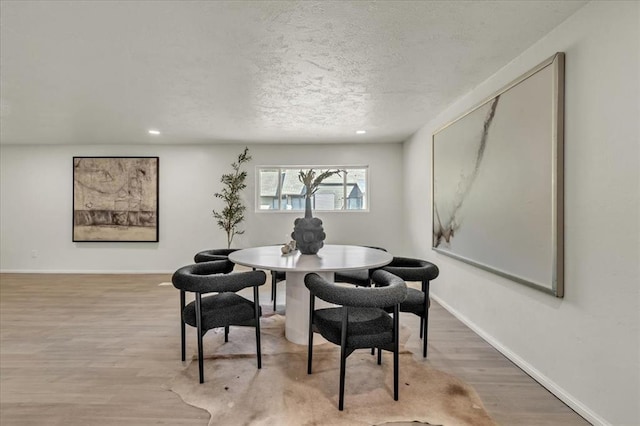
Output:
[[213, 147, 251, 248], [298, 168, 342, 198]]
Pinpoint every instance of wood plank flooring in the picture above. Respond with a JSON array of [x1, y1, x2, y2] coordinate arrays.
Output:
[[0, 273, 589, 425]]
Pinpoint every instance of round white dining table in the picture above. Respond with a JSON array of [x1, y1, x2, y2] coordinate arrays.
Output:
[[229, 244, 393, 344]]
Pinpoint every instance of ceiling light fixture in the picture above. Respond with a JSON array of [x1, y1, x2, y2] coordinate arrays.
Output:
[[148, 129, 161, 135], [356, 130, 366, 134]]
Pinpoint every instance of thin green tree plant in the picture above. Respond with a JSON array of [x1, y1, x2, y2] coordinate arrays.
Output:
[[213, 147, 252, 248]]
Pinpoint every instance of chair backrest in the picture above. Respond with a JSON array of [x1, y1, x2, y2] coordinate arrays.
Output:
[[172, 260, 266, 294], [382, 257, 439, 282], [193, 248, 238, 263], [305, 270, 406, 308], [364, 246, 387, 252]]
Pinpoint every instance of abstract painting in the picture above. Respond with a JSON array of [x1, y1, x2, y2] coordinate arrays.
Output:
[[432, 53, 564, 297], [73, 157, 159, 242]]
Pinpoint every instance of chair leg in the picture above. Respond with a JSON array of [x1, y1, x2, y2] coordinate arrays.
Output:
[[307, 331, 314, 374], [338, 307, 349, 411], [394, 342, 399, 400], [377, 347, 382, 365], [180, 290, 186, 362], [224, 325, 229, 343], [307, 294, 315, 374], [254, 286, 262, 369], [195, 293, 204, 384], [422, 312, 429, 358], [272, 273, 277, 311], [339, 344, 347, 411], [394, 304, 400, 401], [422, 280, 430, 358], [307, 333, 314, 374]]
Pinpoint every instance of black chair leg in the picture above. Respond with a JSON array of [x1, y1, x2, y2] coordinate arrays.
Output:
[[338, 308, 348, 411], [394, 304, 400, 401], [422, 313, 429, 358], [224, 326, 229, 343], [307, 295, 315, 374], [339, 344, 347, 411], [180, 290, 186, 362], [377, 347, 382, 365], [272, 273, 277, 311], [422, 280, 430, 357], [394, 343, 399, 400], [195, 293, 204, 384], [254, 286, 262, 369], [307, 333, 314, 374]]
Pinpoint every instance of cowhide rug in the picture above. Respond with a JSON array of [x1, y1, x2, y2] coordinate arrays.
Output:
[[169, 314, 495, 426]]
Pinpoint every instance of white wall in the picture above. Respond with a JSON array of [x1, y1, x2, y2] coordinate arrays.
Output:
[[0, 143, 404, 272], [403, 2, 639, 425]]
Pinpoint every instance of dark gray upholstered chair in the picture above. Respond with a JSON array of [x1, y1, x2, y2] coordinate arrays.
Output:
[[189, 249, 237, 358], [172, 260, 266, 383], [305, 270, 407, 410], [333, 246, 387, 287], [374, 257, 439, 358], [193, 248, 238, 264]]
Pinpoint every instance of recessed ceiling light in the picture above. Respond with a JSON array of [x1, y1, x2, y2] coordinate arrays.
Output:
[[356, 130, 366, 134], [148, 129, 161, 135]]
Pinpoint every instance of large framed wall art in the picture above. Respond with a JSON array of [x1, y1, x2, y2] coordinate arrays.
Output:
[[432, 53, 564, 297], [73, 156, 159, 242]]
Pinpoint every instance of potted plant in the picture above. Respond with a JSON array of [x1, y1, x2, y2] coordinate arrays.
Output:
[[212, 147, 251, 248], [291, 168, 341, 254]]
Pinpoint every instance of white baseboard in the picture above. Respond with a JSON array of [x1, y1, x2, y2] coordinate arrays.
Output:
[[431, 294, 608, 426], [0, 269, 175, 274]]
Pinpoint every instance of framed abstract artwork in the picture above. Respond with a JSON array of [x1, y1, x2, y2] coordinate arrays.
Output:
[[432, 53, 564, 297], [73, 156, 159, 242]]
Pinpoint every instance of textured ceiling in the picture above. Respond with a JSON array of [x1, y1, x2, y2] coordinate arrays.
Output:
[[0, 1, 586, 145]]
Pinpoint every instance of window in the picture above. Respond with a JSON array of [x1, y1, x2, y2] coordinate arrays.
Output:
[[257, 166, 368, 212]]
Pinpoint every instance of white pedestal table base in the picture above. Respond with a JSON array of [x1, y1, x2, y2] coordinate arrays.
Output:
[[284, 271, 333, 345]]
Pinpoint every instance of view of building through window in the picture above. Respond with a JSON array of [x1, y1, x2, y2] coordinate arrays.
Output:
[[257, 167, 368, 212]]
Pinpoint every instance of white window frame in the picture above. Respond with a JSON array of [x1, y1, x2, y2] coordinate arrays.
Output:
[[255, 165, 370, 213]]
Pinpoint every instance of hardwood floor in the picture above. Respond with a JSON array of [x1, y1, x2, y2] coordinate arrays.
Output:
[[0, 272, 589, 425]]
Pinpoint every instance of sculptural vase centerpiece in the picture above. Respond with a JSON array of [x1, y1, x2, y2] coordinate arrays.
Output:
[[291, 169, 341, 255]]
